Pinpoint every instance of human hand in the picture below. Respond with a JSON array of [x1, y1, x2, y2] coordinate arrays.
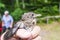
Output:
[[10, 25, 12, 28], [2, 24, 5, 27], [28, 34, 33, 40]]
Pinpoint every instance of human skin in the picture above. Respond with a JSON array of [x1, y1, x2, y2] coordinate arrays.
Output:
[[16, 29, 32, 39], [1, 26, 41, 40], [31, 26, 41, 39], [1, 31, 8, 40], [16, 26, 41, 40]]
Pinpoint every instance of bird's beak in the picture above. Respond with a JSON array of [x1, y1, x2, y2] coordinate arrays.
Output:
[[34, 14, 42, 17]]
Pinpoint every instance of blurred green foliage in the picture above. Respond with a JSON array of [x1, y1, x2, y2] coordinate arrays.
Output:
[[0, 0, 59, 22], [11, 8, 23, 21], [0, 3, 5, 8]]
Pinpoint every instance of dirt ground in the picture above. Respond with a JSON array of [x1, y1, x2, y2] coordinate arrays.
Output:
[[38, 22, 60, 40]]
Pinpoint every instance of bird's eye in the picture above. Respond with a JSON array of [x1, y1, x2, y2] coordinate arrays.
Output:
[[32, 14, 34, 16]]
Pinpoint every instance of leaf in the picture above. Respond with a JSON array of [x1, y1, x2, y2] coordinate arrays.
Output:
[[0, 3, 5, 8]]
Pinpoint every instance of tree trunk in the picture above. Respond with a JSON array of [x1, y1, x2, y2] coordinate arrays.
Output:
[[22, 0, 25, 9], [16, 0, 19, 8]]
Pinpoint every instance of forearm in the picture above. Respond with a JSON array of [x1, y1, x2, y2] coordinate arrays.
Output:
[[2, 22, 5, 26]]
